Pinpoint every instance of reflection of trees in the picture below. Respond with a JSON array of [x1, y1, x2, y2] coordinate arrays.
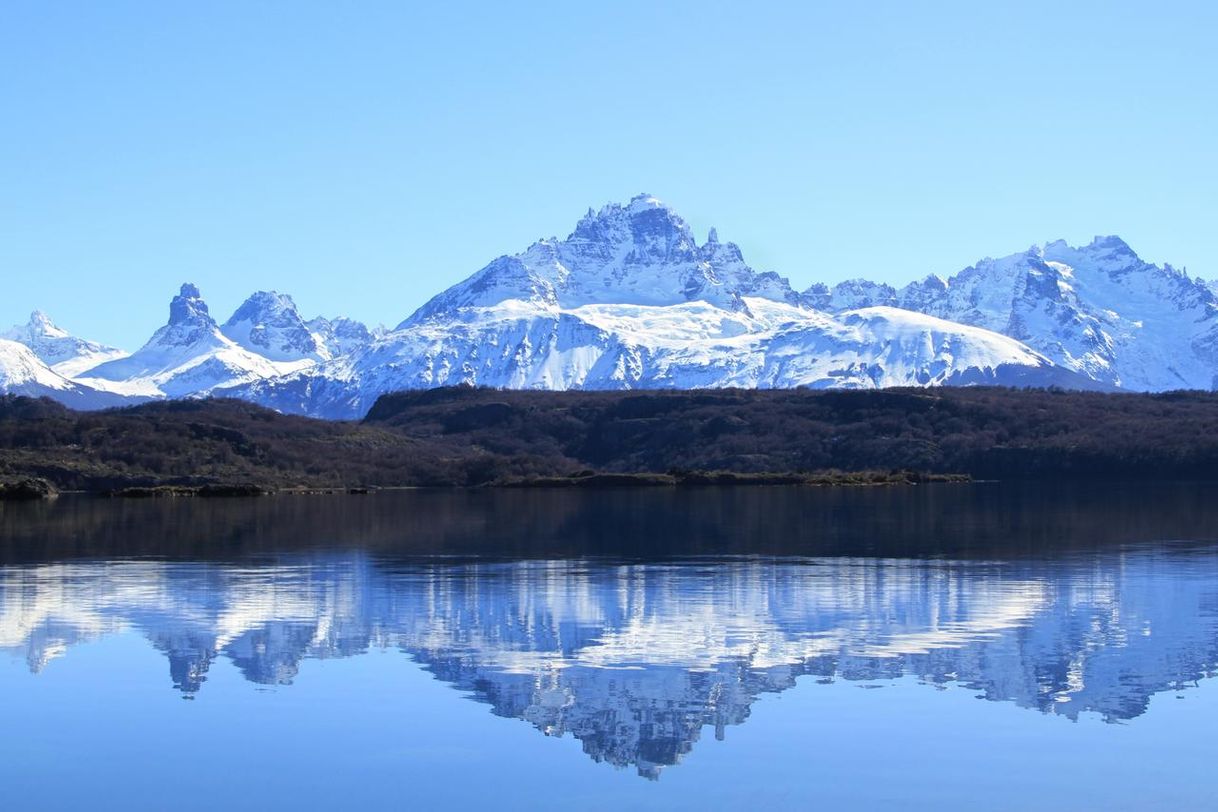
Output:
[[4, 482, 1218, 564]]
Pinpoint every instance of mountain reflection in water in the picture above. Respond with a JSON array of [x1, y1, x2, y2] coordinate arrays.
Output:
[[5, 546, 1217, 779]]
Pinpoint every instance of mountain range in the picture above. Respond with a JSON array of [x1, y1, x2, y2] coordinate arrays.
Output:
[[4, 194, 1214, 418]]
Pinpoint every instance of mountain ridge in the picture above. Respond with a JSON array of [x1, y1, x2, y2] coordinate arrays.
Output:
[[1, 194, 1208, 417]]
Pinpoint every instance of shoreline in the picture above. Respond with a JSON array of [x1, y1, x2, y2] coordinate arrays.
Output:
[[1, 470, 971, 500]]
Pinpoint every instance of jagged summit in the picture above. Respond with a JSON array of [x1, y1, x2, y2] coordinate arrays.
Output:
[[168, 283, 213, 329], [25, 310, 66, 337], [402, 193, 798, 326], [1087, 234, 1134, 252]]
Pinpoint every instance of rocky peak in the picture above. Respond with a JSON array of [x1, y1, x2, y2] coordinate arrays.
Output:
[[133, 282, 226, 354], [26, 311, 66, 338], [221, 291, 325, 362], [226, 291, 299, 323], [405, 194, 798, 324], [168, 283, 215, 329], [567, 193, 698, 264]]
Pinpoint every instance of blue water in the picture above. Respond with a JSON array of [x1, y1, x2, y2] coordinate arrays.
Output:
[[2, 486, 1217, 810]]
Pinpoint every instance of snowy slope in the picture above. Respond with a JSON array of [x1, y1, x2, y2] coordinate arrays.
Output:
[[0, 339, 136, 409], [221, 196, 1097, 418], [2, 311, 128, 378], [815, 237, 1218, 391], [306, 316, 381, 358], [227, 297, 1091, 420], [6, 196, 1205, 418], [80, 284, 315, 398]]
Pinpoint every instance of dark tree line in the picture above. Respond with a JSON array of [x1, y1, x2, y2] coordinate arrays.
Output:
[[2, 385, 1218, 491]]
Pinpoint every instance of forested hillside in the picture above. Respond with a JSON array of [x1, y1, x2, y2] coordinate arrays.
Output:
[[2, 386, 1217, 492]]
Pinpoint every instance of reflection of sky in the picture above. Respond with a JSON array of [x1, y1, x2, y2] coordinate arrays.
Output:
[[3, 550, 1218, 795]]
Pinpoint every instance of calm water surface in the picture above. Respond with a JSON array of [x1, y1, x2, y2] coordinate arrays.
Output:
[[2, 485, 1217, 810]]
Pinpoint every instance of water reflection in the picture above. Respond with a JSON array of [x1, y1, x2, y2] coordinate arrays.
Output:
[[4, 550, 1217, 778]]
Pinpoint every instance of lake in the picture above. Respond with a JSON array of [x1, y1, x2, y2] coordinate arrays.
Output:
[[3, 484, 1217, 810]]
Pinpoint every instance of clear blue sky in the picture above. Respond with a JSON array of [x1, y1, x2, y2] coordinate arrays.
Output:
[[2, 1, 1215, 348]]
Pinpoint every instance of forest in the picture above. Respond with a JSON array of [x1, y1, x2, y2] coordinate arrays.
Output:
[[1, 385, 1217, 493]]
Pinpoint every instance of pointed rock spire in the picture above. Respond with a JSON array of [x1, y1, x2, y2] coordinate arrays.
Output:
[[168, 283, 214, 328]]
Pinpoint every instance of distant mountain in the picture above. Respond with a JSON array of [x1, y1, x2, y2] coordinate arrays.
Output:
[[226, 195, 1096, 418], [2, 194, 1210, 416], [810, 237, 1218, 390], [2, 311, 127, 378], [80, 284, 317, 398], [0, 339, 133, 410], [220, 291, 330, 363]]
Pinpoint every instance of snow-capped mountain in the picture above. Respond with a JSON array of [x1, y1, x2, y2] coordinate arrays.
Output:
[[232, 298, 1092, 419], [4, 194, 1211, 416], [2, 311, 127, 378], [815, 237, 1218, 391], [226, 195, 1099, 418], [220, 291, 329, 362], [79, 284, 316, 398], [0, 339, 133, 410], [403, 195, 799, 326]]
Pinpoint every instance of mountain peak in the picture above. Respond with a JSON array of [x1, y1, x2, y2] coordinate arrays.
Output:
[[1089, 235, 1130, 251], [221, 291, 325, 362], [404, 194, 798, 324], [227, 290, 298, 320], [570, 193, 691, 242], [625, 192, 666, 214], [168, 283, 214, 328], [24, 310, 69, 339]]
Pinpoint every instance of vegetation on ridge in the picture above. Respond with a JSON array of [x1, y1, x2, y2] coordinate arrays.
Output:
[[1, 385, 1217, 494]]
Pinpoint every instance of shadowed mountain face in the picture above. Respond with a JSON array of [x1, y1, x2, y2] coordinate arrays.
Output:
[[4, 535, 1217, 778]]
